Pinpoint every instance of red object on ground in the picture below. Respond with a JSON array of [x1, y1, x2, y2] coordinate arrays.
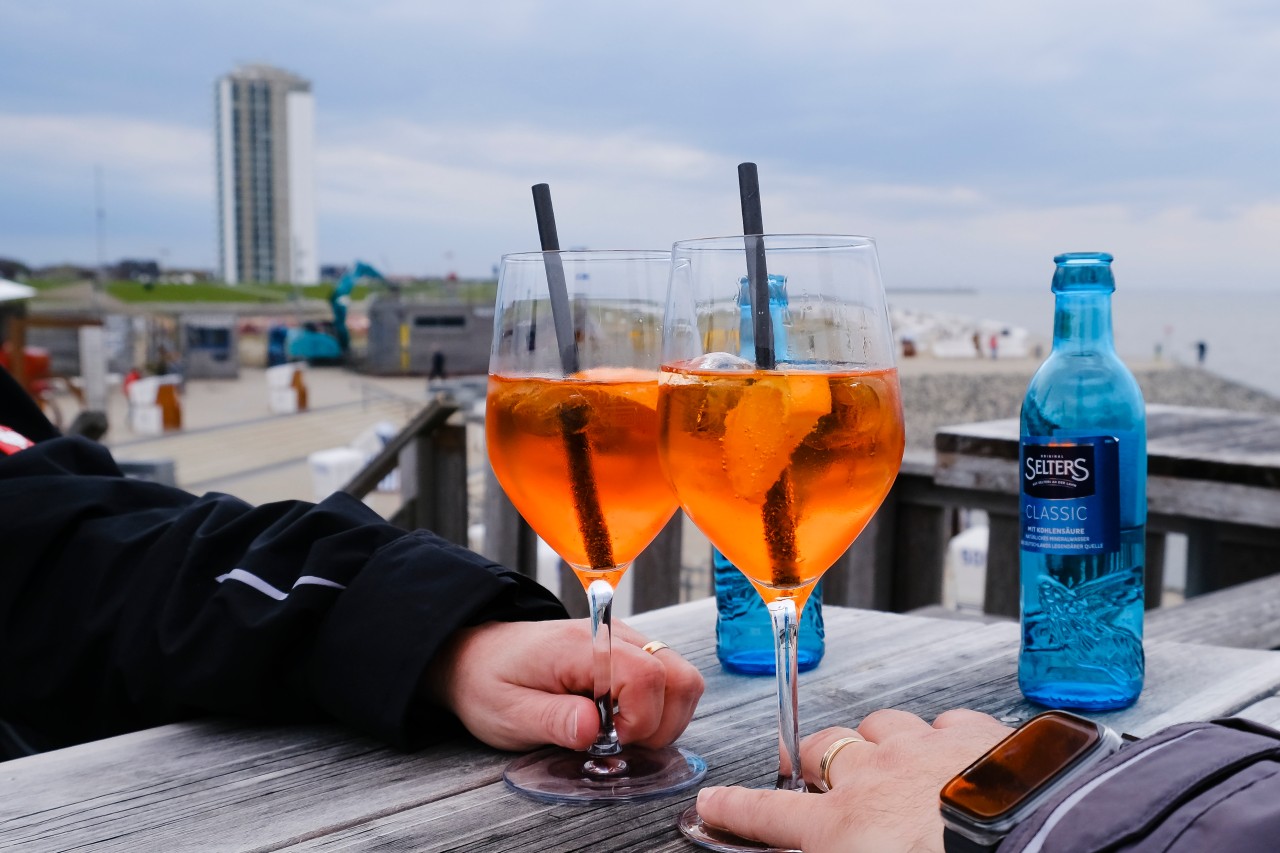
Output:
[[0, 346, 52, 390], [123, 368, 142, 397]]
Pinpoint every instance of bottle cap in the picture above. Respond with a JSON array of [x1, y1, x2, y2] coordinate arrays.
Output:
[[738, 273, 789, 305], [1052, 252, 1115, 293]]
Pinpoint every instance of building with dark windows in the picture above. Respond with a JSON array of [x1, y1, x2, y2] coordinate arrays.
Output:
[[214, 65, 318, 284], [365, 296, 495, 376]]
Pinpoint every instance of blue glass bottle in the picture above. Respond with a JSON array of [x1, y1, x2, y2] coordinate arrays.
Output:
[[715, 273, 825, 675], [1018, 252, 1146, 710]]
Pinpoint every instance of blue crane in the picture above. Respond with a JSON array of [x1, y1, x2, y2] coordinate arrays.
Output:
[[329, 261, 387, 353], [283, 261, 388, 363]]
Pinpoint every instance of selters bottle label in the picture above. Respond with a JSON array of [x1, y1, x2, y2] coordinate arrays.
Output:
[[1020, 436, 1120, 556]]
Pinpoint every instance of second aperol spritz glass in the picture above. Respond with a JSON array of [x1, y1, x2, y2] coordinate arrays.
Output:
[[487, 249, 706, 803], [659, 235, 905, 851]]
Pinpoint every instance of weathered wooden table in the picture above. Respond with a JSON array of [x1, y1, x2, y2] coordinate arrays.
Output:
[[5, 599, 1280, 853], [935, 404, 1280, 615]]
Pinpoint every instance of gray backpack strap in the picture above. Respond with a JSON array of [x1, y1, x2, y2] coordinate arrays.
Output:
[[1000, 718, 1280, 853]]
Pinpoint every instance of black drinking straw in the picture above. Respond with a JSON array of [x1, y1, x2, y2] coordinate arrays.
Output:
[[737, 163, 797, 585], [532, 184, 580, 374], [738, 163, 776, 370], [530, 183, 612, 569]]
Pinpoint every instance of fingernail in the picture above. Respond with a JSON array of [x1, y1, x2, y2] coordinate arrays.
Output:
[[696, 787, 722, 808], [568, 708, 579, 745]]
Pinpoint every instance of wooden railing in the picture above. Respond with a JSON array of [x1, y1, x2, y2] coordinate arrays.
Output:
[[346, 399, 1280, 647], [341, 395, 468, 545]]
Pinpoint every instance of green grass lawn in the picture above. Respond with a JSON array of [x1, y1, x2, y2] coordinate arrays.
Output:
[[25, 277, 85, 293], [106, 281, 293, 303]]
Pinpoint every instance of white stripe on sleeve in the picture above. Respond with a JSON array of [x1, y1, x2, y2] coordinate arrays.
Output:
[[215, 568, 347, 601]]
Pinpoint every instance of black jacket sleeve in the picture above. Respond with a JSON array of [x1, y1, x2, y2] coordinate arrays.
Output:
[[0, 370, 567, 757]]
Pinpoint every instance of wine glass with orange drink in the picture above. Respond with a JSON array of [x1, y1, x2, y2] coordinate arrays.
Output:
[[658, 234, 905, 851], [486, 248, 707, 802]]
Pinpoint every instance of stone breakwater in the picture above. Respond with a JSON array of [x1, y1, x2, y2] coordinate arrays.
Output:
[[900, 365, 1280, 452]]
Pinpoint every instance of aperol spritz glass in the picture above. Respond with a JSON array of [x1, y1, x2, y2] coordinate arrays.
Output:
[[487, 249, 707, 803], [658, 235, 904, 851]]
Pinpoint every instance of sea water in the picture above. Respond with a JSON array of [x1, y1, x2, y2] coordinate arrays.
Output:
[[888, 287, 1280, 398]]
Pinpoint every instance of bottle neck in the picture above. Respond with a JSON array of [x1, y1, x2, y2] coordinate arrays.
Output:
[[1052, 288, 1115, 353]]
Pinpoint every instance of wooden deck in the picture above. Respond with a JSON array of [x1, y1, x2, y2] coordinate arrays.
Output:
[[935, 404, 1280, 615], [5, 600, 1280, 852]]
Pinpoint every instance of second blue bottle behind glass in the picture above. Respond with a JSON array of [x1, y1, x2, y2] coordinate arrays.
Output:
[[715, 273, 825, 675]]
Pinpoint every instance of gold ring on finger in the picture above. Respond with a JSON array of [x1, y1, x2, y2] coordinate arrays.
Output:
[[642, 640, 671, 655], [818, 735, 870, 792]]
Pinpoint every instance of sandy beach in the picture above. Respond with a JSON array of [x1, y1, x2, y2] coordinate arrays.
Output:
[[896, 354, 1280, 452]]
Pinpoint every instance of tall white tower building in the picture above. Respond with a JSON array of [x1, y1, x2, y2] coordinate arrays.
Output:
[[214, 64, 318, 284]]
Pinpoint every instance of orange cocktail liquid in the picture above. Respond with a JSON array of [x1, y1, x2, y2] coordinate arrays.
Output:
[[659, 363, 904, 606], [487, 369, 678, 589]]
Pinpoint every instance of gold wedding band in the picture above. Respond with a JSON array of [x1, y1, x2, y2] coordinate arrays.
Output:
[[818, 735, 869, 792], [642, 641, 671, 655]]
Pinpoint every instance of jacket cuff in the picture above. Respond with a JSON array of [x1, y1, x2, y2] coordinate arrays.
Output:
[[308, 529, 566, 748]]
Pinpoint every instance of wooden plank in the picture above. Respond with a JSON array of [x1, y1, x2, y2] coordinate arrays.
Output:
[[631, 512, 686, 614], [398, 422, 468, 546], [1148, 475, 1280, 528], [1234, 697, 1280, 729], [936, 404, 1280, 616], [1147, 573, 1280, 649], [936, 405, 1280, 523], [0, 724, 499, 853], [342, 396, 458, 498], [5, 602, 1280, 853], [480, 463, 537, 578], [982, 511, 1020, 617], [1143, 406, 1280, 486], [918, 569, 1280, 652], [277, 608, 1280, 852], [1144, 530, 1166, 609], [824, 500, 896, 610], [937, 405, 1280, 484], [557, 562, 590, 619]]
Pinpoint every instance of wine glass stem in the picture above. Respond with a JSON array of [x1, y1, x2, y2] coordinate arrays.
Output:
[[586, 578, 622, 757], [768, 597, 804, 791]]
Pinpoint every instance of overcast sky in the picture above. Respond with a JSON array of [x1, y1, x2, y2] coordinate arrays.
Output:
[[2, 0, 1278, 290]]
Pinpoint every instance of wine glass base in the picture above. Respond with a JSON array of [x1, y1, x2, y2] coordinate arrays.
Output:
[[678, 803, 800, 853], [504, 745, 706, 804]]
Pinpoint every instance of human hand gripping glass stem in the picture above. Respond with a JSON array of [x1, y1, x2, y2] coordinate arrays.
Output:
[[424, 617, 703, 753]]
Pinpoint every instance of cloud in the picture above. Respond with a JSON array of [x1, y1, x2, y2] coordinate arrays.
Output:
[[310, 116, 1280, 288], [317, 119, 724, 218], [0, 113, 211, 200], [4, 0, 1280, 285], [5, 107, 1276, 287]]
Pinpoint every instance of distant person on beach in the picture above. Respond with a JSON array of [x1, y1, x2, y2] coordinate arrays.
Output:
[[1197, 340, 1208, 365], [0, 365, 703, 760], [972, 332, 982, 358], [429, 349, 447, 382], [988, 333, 998, 359]]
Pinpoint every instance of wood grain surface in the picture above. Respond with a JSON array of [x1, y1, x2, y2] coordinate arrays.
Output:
[[4, 600, 1280, 852]]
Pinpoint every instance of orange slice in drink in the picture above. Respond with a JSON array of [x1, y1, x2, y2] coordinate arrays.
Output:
[[569, 366, 661, 410], [722, 373, 832, 502]]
